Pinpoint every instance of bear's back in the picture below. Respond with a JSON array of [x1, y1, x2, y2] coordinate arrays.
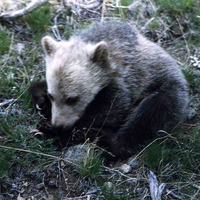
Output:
[[78, 22, 138, 46], [74, 22, 185, 97]]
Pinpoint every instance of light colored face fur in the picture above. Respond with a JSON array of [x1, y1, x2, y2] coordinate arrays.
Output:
[[42, 36, 111, 129]]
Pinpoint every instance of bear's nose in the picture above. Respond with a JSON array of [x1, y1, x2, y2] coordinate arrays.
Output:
[[52, 125, 63, 132], [52, 124, 74, 131]]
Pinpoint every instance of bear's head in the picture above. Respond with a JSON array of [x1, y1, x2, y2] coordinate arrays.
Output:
[[42, 36, 113, 130]]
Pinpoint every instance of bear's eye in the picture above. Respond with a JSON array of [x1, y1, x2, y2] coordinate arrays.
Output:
[[48, 93, 54, 101], [65, 96, 79, 105]]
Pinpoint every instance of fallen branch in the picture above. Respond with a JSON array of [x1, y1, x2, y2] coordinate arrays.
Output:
[[0, 99, 17, 107], [63, 0, 101, 9], [0, 0, 48, 19], [148, 171, 165, 200]]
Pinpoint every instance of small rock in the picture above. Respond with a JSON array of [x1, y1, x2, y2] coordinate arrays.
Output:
[[12, 183, 18, 189], [119, 164, 132, 174], [104, 182, 113, 189], [129, 160, 139, 169], [64, 144, 89, 164]]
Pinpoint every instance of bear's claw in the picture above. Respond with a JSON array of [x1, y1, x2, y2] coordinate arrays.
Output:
[[30, 129, 45, 140]]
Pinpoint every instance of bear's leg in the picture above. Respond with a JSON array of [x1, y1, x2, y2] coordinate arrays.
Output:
[[110, 86, 188, 159], [28, 80, 51, 120]]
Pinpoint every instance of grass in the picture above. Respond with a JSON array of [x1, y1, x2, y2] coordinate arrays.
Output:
[[148, 18, 160, 31], [0, 150, 14, 180], [0, 24, 56, 183], [0, 27, 11, 55], [182, 65, 200, 92], [155, 0, 194, 13], [21, 5, 52, 43], [76, 146, 103, 179], [143, 132, 200, 173]]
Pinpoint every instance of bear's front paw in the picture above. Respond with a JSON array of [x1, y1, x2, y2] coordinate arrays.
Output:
[[30, 129, 45, 140], [29, 81, 51, 120]]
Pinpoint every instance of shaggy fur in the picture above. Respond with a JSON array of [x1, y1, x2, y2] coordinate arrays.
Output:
[[29, 22, 188, 159]]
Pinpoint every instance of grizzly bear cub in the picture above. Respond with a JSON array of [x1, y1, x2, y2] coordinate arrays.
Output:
[[29, 22, 188, 159]]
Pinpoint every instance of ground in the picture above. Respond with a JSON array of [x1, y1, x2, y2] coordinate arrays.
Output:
[[0, 0, 200, 199]]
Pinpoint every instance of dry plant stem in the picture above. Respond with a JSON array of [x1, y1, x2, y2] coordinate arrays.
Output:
[[101, 0, 107, 22], [148, 171, 165, 200], [0, 99, 17, 107], [0, 144, 77, 167], [63, 0, 101, 9], [103, 165, 142, 182], [0, 0, 48, 19], [52, 11, 64, 41], [192, 184, 200, 190], [166, 189, 182, 200], [176, 16, 190, 64]]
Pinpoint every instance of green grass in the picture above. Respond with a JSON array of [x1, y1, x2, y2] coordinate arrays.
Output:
[[148, 18, 160, 31], [182, 66, 200, 92], [0, 104, 58, 181], [0, 27, 56, 182], [155, 0, 194, 13], [22, 5, 52, 43], [143, 127, 200, 176], [0, 27, 11, 55], [0, 150, 14, 180], [0, 41, 43, 100], [76, 146, 103, 179]]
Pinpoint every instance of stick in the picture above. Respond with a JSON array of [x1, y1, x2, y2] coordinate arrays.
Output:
[[148, 171, 165, 200], [0, 99, 17, 107], [63, 0, 101, 9], [0, 0, 48, 19]]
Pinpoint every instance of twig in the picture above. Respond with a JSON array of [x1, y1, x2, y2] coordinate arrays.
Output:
[[63, 0, 101, 9], [166, 189, 182, 200], [192, 184, 200, 191], [63, 195, 92, 200], [0, 99, 17, 107], [148, 171, 165, 200], [52, 11, 64, 41], [0, 144, 77, 167], [101, 0, 107, 22], [0, 0, 48, 19], [103, 165, 141, 182], [176, 16, 190, 64]]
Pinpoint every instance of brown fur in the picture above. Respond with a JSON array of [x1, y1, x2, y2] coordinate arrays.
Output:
[[29, 22, 188, 159]]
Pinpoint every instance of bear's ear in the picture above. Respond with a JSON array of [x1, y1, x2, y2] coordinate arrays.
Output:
[[90, 41, 109, 65], [41, 36, 57, 56]]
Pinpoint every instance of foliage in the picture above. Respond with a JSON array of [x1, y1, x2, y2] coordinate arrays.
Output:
[[143, 129, 200, 174], [148, 18, 160, 31], [0, 150, 14, 180], [0, 47, 41, 100], [0, 27, 11, 55], [155, 0, 194, 13], [22, 5, 52, 43], [76, 147, 103, 179], [182, 66, 200, 92]]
